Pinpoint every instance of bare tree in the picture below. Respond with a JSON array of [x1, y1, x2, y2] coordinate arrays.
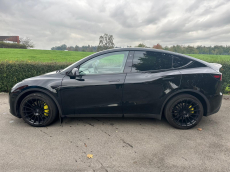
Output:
[[20, 37, 34, 48], [97, 34, 115, 51]]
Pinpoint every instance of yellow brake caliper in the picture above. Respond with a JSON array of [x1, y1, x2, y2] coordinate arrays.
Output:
[[44, 103, 49, 116], [189, 105, 194, 113]]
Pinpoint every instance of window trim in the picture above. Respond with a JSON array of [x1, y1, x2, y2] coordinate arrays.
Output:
[[173, 61, 193, 69]]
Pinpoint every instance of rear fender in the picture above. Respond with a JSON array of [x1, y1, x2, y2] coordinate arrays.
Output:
[[160, 89, 210, 117]]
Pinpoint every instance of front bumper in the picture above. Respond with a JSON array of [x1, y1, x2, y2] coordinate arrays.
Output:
[[9, 92, 21, 118]]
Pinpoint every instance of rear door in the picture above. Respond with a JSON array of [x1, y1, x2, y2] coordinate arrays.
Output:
[[123, 51, 181, 118]]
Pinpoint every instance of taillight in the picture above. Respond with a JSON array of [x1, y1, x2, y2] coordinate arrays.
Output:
[[213, 74, 222, 81]]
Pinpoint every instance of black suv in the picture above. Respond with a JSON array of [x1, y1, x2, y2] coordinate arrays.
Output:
[[9, 48, 223, 129]]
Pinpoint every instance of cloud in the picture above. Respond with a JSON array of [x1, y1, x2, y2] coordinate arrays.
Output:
[[0, 0, 229, 49]]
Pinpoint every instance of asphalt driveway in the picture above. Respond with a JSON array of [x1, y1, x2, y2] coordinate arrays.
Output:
[[0, 93, 230, 172]]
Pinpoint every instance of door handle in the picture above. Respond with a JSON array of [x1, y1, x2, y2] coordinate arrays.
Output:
[[109, 79, 120, 82], [163, 77, 174, 80], [76, 78, 85, 81]]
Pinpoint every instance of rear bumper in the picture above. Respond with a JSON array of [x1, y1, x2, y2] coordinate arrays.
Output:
[[206, 93, 223, 116]]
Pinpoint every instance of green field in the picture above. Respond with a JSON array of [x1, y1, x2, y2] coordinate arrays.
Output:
[[187, 54, 230, 63], [0, 48, 230, 64], [0, 48, 94, 63]]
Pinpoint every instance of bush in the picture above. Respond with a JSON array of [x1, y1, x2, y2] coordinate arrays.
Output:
[[0, 61, 71, 92], [0, 42, 27, 49], [221, 63, 230, 94], [0, 61, 229, 94]]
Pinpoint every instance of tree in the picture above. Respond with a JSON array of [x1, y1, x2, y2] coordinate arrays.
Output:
[[19, 37, 34, 48], [136, 43, 147, 47], [60, 44, 67, 50], [153, 43, 163, 49], [186, 46, 198, 54], [97, 33, 115, 52], [67, 46, 75, 51], [51, 44, 97, 52], [74, 45, 79, 51]]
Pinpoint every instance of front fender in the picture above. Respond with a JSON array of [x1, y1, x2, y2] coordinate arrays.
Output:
[[13, 87, 63, 118]]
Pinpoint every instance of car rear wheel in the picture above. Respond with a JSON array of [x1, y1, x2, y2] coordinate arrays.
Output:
[[164, 94, 203, 129], [20, 92, 57, 127]]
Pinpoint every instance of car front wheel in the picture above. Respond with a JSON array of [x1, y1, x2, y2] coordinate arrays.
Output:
[[20, 92, 57, 127], [164, 94, 203, 129]]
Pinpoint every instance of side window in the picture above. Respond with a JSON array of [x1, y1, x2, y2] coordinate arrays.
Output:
[[172, 55, 192, 68], [131, 51, 172, 72], [79, 51, 129, 75]]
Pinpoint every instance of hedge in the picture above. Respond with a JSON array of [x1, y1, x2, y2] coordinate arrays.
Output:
[[0, 61, 71, 92], [0, 42, 27, 49], [0, 61, 229, 93], [220, 63, 230, 94]]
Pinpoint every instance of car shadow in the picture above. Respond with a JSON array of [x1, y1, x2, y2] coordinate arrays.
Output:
[[57, 115, 171, 129], [9, 115, 170, 128], [11, 114, 211, 130]]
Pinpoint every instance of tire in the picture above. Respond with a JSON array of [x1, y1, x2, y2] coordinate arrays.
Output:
[[20, 92, 57, 127], [164, 94, 203, 129]]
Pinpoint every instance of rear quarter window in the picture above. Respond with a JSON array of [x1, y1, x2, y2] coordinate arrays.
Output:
[[172, 55, 206, 68], [172, 55, 191, 68]]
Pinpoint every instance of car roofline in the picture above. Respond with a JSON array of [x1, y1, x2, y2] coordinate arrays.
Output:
[[109, 48, 213, 68], [87, 47, 210, 65], [61, 47, 212, 74]]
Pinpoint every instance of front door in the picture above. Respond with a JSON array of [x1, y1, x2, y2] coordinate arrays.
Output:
[[60, 51, 129, 117]]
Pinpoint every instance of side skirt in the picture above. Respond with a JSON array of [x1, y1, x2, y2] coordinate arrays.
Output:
[[61, 114, 161, 120]]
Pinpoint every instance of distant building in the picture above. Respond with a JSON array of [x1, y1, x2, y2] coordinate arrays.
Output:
[[0, 36, 20, 44]]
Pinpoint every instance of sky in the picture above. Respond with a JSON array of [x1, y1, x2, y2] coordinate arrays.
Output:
[[0, 0, 230, 49]]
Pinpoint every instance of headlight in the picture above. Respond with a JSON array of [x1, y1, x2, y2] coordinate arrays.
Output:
[[11, 82, 28, 93], [11, 82, 22, 90]]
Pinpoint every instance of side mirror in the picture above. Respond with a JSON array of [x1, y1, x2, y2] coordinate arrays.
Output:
[[69, 68, 79, 77]]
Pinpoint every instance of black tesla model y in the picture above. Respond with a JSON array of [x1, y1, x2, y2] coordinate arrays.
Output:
[[9, 48, 223, 129]]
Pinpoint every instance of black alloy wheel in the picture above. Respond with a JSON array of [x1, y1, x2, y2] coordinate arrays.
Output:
[[164, 94, 203, 129], [20, 93, 57, 127]]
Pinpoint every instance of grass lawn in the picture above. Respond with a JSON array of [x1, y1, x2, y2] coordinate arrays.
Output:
[[187, 54, 230, 63], [0, 48, 230, 64], [0, 48, 94, 63]]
